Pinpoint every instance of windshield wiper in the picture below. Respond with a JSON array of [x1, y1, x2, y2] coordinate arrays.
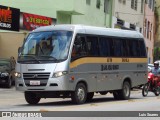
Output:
[[19, 55, 41, 63], [39, 56, 58, 61]]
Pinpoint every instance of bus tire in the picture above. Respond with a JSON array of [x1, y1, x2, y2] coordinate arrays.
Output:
[[113, 91, 120, 100], [24, 92, 41, 105], [119, 81, 131, 100], [86, 92, 94, 101], [71, 83, 87, 104]]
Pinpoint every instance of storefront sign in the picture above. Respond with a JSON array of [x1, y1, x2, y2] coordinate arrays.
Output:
[[23, 12, 54, 31], [0, 5, 20, 31]]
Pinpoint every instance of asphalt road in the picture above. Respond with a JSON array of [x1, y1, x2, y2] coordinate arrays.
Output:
[[1, 86, 160, 120], [0, 86, 160, 112]]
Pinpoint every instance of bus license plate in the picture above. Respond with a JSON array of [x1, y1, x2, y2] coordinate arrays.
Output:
[[30, 81, 40, 85]]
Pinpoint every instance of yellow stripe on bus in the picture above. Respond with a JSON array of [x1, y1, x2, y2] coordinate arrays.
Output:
[[70, 57, 147, 68]]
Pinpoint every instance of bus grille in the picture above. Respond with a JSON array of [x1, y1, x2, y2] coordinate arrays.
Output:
[[23, 73, 50, 86]]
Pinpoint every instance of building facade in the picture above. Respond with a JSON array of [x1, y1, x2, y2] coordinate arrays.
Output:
[[144, 0, 155, 63], [0, 0, 156, 63], [112, 0, 155, 63], [112, 0, 144, 32], [1, 0, 112, 27], [0, 0, 113, 59]]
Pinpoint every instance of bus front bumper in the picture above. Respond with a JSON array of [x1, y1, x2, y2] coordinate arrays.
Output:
[[15, 77, 74, 91]]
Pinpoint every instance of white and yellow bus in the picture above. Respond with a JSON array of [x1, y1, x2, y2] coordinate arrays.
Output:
[[15, 25, 148, 104]]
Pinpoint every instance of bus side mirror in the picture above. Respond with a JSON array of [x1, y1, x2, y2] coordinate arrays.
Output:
[[18, 47, 22, 53]]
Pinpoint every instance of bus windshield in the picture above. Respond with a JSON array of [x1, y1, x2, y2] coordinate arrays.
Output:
[[18, 31, 73, 63]]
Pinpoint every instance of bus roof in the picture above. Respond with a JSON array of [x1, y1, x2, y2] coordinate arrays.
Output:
[[32, 24, 143, 38]]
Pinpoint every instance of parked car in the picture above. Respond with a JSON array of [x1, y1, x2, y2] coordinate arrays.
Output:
[[0, 57, 16, 88]]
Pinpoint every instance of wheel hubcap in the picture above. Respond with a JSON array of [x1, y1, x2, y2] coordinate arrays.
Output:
[[77, 87, 85, 101]]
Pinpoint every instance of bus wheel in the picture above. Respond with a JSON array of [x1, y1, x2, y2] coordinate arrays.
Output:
[[119, 81, 131, 100], [86, 92, 94, 101], [24, 92, 41, 105], [71, 83, 87, 104], [113, 91, 120, 100]]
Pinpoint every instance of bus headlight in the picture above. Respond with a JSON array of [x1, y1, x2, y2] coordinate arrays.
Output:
[[15, 72, 21, 78], [53, 71, 68, 78]]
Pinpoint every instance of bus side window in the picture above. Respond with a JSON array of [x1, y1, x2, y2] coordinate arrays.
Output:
[[121, 39, 129, 57], [71, 35, 87, 60], [86, 36, 99, 56], [99, 37, 111, 57], [126, 39, 141, 58], [79, 37, 87, 56], [139, 40, 146, 57], [127, 40, 134, 57], [113, 38, 122, 57], [132, 40, 139, 57], [126, 40, 132, 57]]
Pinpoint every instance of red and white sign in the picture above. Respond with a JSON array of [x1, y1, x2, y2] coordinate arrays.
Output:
[[23, 12, 54, 31]]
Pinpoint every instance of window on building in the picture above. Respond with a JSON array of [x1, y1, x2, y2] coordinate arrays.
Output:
[[86, 0, 91, 5], [104, 0, 110, 13], [149, 0, 152, 9], [123, 0, 126, 4], [145, 0, 148, 4], [147, 21, 150, 39], [152, 0, 155, 11], [135, 0, 138, 10], [131, 0, 138, 10], [131, 0, 134, 9], [144, 19, 147, 37], [141, 0, 144, 13], [150, 24, 152, 40], [118, 0, 126, 4], [96, 0, 101, 9], [146, 0, 155, 11]]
